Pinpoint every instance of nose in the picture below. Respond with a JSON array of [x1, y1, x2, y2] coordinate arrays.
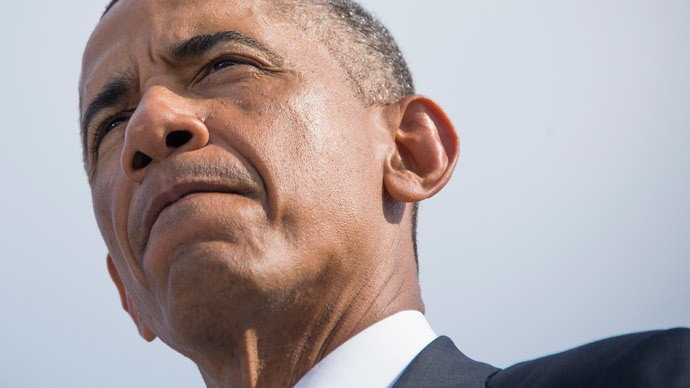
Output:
[[121, 86, 209, 182]]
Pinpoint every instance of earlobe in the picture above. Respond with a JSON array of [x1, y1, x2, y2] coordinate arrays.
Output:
[[106, 254, 157, 342], [382, 95, 459, 202]]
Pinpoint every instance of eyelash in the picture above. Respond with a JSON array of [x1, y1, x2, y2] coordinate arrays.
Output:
[[199, 54, 266, 82], [212, 57, 240, 71], [91, 111, 132, 157]]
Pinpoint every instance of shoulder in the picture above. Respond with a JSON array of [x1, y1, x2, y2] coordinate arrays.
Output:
[[394, 336, 499, 388], [487, 328, 690, 388]]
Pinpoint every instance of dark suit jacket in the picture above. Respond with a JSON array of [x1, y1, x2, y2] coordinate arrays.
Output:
[[393, 328, 690, 388]]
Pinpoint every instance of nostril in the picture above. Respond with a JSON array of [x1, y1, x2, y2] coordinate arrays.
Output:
[[166, 130, 193, 148], [132, 151, 153, 170]]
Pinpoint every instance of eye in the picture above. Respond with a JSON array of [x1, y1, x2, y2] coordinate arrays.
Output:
[[100, 113, 130, 140], [212, 58, 240, 72], [105, 116, 128, 134], [193, 55, 264, 87], [90, 112, 132, 157]]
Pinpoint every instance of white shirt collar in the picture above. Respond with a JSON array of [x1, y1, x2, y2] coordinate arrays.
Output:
[[294, 310, 437, 388]]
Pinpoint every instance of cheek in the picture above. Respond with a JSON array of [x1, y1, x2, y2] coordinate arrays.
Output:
[[91, 172, 120, 251], [208, 77, 385, 253], [91, 157, 136, 261], [262, 100, 383, 235], [92, 162, 163, 320], [282, 99, 380, 198]]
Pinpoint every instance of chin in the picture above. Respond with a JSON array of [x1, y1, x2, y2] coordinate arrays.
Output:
[[152, 239, 305, 354]]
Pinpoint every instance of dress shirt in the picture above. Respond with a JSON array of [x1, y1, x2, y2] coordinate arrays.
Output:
[[294, 310, 437, 388]]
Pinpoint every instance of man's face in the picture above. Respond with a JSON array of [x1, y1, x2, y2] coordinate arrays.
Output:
[[80, 0, 394, 351]]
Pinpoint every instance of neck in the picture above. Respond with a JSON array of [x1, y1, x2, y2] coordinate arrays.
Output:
[[194, 215, 423, 387], [197, 262, 423, 388]]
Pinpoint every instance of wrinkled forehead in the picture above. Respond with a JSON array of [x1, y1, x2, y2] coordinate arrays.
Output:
[[79, 0, 288, 111]]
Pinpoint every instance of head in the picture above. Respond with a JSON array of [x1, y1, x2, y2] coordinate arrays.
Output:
[[80, 0, 458, 381], [98, 0, 424, 261]]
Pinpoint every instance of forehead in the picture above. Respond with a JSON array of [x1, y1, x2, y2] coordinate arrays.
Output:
[[79, 0, 317, 110]]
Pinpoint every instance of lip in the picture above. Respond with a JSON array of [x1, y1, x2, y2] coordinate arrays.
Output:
[[141, 180, 244, 245]]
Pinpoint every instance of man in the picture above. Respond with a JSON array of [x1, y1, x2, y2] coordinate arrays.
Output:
[[80, 0, 689, 387]]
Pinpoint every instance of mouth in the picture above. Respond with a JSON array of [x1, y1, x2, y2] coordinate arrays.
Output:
[[141, 181, 245, 247]]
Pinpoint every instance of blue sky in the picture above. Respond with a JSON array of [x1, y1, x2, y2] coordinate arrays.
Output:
[[1, 1, 688, 386]]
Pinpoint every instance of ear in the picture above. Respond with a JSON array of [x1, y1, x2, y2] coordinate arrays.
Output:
[[383, 95, 459, 202], [107, 254, 157, 342]]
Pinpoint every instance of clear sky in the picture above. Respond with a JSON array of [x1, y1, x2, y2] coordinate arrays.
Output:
[[1, 1, 689, 387]]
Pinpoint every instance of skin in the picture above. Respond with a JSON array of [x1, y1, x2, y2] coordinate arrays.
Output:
[[80, 0, 459, 387]]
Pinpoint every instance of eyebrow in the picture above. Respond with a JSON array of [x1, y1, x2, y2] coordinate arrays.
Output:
[[169, 30, 282, 63], [81, 31, 281, 153], [81, 75, 135, 152]]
